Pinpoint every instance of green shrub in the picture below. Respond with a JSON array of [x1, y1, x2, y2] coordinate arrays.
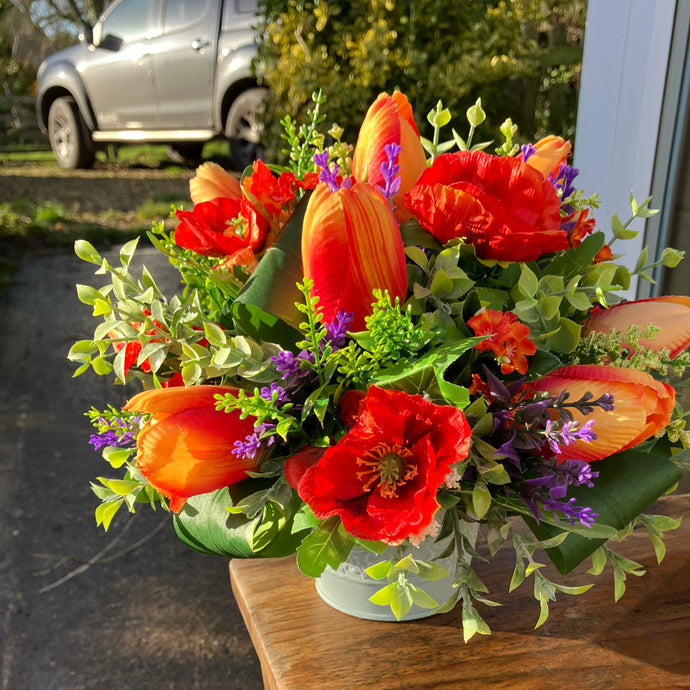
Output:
[[256, 0, 586, 159]]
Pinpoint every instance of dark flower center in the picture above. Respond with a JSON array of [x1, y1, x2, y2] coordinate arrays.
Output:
[[356, 442, 417, 498]]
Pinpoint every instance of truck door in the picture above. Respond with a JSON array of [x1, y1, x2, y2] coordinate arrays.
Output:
[[80, 0, 160, 129], [152, 0, 221, 128]]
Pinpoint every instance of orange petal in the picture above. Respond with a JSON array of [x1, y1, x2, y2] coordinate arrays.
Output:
[[136, 405, 257, 498], [302, 182, 407, 330], [124, 385, 238, 418], [190, 162, 242, 204], [531, 365, 675, 462], [583, 296, 690, 358]]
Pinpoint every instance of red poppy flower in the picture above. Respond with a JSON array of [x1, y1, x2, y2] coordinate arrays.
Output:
[[468, 309, 536, 375], [174, 197, 269, 263], [290, 386, 472, 544], [403, 150, 566, 262]]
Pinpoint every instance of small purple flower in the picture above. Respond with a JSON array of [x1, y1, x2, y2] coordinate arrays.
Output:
[[314, 151, 352, 192], [521, 143, 536, 161], [260, 383, 289, 407], [232, 432, 262, 460], [376, 143, 402, 201], [325, 310, 354, 348]]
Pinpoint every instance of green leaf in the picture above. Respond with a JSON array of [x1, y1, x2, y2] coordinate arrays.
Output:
[[364, 560, 392, 580], [74, 240, 101, 264], [296, 515, 354, 577], [174, 482, 306, 559], [525, 449, 682, 575], [369, 582, 395, 606], [119, 238, 139, 268], [408, 583, 439, 609], [226, 195, 310, 349], [76, 284, 102, 305], [390, 582, 413, 620]]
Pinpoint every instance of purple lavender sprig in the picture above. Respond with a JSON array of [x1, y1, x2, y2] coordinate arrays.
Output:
[[376, 143, 402, 202], [313, 151, 352, 192]]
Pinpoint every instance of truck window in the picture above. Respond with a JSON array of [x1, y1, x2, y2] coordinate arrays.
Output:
[[99, 0, 157, 43], [164, 0, 208, 33]]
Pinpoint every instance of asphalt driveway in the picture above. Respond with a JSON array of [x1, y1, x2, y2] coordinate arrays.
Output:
[[0, 244, 263, 690]]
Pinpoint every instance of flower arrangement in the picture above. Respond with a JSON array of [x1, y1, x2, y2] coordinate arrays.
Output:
[[71, 91, 690, 639]]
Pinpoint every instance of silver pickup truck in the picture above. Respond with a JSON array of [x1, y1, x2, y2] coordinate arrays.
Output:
[[35, 0, 265, 170]]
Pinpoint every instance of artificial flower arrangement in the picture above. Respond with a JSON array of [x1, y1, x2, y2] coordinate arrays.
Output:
[[70, 91, 690, 639]]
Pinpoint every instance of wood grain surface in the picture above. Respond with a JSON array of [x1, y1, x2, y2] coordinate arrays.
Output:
[[230, 493, 690, 690]]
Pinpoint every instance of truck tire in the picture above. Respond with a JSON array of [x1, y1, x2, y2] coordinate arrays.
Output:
[[47, 96, 95, 170], [165, 144, 204, 166], [225, 87, 268, 171]]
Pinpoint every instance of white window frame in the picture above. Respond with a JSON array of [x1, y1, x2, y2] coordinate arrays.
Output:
[[573, 0, 677, 299]]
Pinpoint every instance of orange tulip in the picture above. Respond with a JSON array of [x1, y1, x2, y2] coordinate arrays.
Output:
[[189, 162, 242, 204], [529, 364, 675, 463], [582, 296, 690, 359], [351, 91, 427, 221], [523, 135, 571, 180], [124, 385, 258, 511], [301, 181, 407, 331]]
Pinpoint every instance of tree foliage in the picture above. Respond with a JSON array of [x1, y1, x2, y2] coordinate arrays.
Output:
[[256, 0, 587, 160]]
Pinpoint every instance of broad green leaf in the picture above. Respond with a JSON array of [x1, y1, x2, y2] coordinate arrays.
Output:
[[369, 582, 395, 606], [76, 284, 102, 305], [296, 515, 354, 577], [174, 482, 306, 559], [524, 449, 682, 575], [390, 582, 413, 620], [226, 195, 309, 349]]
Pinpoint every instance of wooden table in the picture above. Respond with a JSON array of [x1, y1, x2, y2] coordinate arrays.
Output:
[[229, 494, 690, 690]]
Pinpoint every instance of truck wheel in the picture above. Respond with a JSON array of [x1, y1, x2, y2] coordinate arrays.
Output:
[[47, 96, 95, 170], [165, 144, 204, 166], [225, 87, 267, 171]]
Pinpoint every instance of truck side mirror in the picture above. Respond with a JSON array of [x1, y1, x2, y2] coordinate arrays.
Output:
[[98, 33, 124, 52]]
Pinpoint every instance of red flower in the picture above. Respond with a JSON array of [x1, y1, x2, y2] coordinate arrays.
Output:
[[403, 150, 566, 262], [174, 197, 269, 267], [564, 207, 597, 248], [288, 386, 472, 544], [468, 309, 536, 375]]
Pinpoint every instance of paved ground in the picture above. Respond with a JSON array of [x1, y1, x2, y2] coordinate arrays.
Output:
[[0, 244, 264, 690]]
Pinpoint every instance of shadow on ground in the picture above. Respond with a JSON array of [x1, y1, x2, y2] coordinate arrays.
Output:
[[0, 245, 263, 690]]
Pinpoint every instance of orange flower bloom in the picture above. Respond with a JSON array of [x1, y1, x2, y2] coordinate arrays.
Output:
[[301, 181, 407, 330], [189, 162, 242, 204], [529, 364, 675, 463], [467, 309, 536, 374], [582, 296, 690, 359], [124, 386, 258, 512], [524, 135, 571, 180], [351, 91, 427, 222]]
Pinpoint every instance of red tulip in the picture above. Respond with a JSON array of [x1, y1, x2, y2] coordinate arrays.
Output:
[[124, 386, 258, 511], [403, 150, 566, 262], [301, 181, 407, 330], [189, 162, 242, 204], [352, 91, 427, 221], [523, 135, 571, 180], [582, 296, 690, 359], [529, 365, 675, 463]]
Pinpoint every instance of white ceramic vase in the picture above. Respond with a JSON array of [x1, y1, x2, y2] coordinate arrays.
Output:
[[315, 519, 479, 622]]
